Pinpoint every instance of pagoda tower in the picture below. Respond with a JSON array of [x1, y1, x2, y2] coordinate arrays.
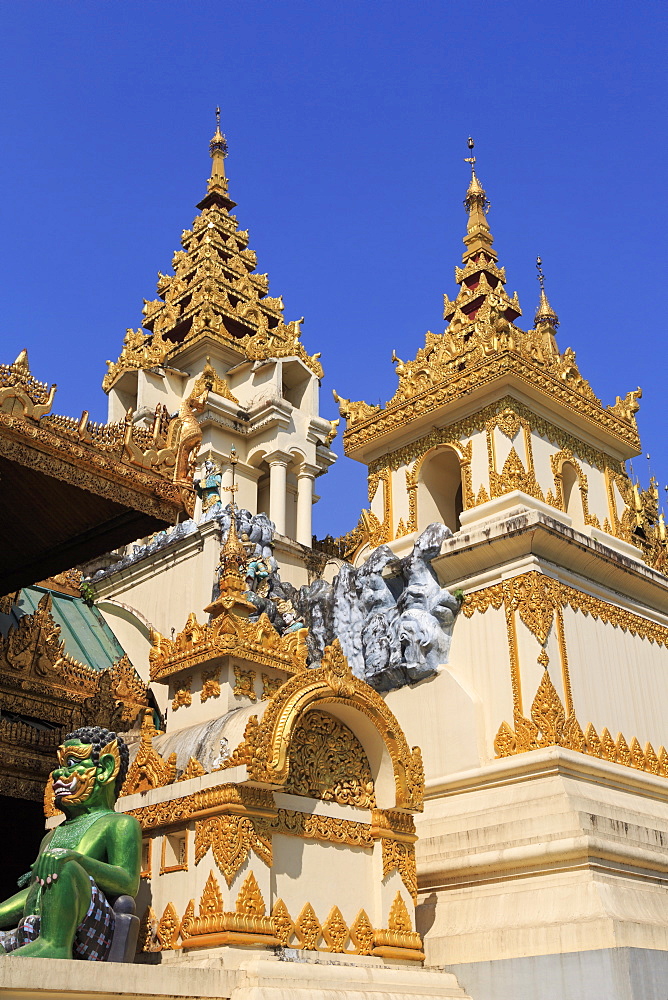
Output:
[[104, 112, 336, 545], [333, 142, 668, 996]]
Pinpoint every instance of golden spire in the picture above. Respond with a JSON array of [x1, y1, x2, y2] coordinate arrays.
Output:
[[534, 256, 559, 328], [204, 447, 255, 618], [462, 138, 496, 263], [198, 108, 236, 211]]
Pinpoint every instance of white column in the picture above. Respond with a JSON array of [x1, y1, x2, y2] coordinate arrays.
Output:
[[267, 452, 290, 536], [296, 465, 317, 547]]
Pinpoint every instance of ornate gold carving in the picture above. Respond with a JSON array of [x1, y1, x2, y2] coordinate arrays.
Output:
[[228, 638, 423, 812], [149, 608, 307, 682], [350, 910, 374, 955], [295, 902, 322, 951], [233, 666, 256, 701], [381, 838, 417, 902], [271, 899, 295, 946], [235, 871, 265, 915], [322, 906, 349, 952], [157, 903, 180, 950], [608, 388, 642, 422], [121, 709, 177, 795], [172, 675, 192, 711], [342, 330, 639, 457], [285, 709, 375, 807], [200, 667, 220, 702], [495, 664, 668, 781], [272, 808, 374, 848], [182, 868, 278, 948], [195, 814, 272, 886], [373, 892, 423, 959], [138, 905, 160, 953], [486, 408, 543, 502], [104, 182, 324, 394], [261, 673, 283, 700], [192, 359, 239, 404], [177, 757, 206, 782], [333, 390, 380, 426]]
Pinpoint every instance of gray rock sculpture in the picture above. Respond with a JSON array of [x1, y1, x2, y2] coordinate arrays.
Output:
[[296, 523, 460, 691]]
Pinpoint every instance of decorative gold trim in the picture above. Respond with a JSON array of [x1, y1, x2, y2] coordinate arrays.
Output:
[[343, 351, 639, 456], [486, 408, 543, 502], [227, 639, 424, 812], [150, 609, 307, 681], [370, 396, 620, 479], [172, 675, 192, 711], [233, 666, 256, 701], [261, 673, 283, 700], [464, 572, 668, 774], [381, 838, 417, 902], [121, 709, 177, 796], [180, 870, 278, 949], [177, 757, 206, 782], [284, 709, 375, 807], [195, 814, 272, 886], [160, 830, 188, 874], [157, 903, 180, 950], [272, 808, 374, 848], [200, 667, 220, 703]]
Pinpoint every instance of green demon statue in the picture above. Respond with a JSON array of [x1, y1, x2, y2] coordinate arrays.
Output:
[[0, 727, 140, 960]]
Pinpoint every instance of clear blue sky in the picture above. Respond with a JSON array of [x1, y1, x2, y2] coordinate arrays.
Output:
[[1, 1, 666, 537]]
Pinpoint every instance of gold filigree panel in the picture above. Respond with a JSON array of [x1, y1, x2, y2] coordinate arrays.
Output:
[[284, 709, 375, 808]]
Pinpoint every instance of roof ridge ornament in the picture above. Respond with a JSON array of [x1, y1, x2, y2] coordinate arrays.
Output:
[[534, 255, 559, 329]]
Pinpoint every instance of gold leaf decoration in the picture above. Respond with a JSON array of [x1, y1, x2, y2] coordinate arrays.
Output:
[[157, 902, 180, 950], [382, 838, 418, 902], [285, 709, 375, 808], [388, 892, 412, 933], [271, 899, 295, 946], [349, 909, 374, 955], [233, 666, 256, 701], [322, 906, 349, 952], [295, 902, 322, 951], [177, 756, 206, 782], [235, 871, 265, 916], [121, 709, 176, 796]]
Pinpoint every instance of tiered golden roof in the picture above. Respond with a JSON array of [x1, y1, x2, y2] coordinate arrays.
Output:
[[337, 141, 641, 458], [103, 115, 323, 392]]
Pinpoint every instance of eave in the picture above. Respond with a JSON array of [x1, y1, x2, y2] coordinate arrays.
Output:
[[433, 506, 668, 618], [0, 410, 187, 593], [343, 351, 640, 466]]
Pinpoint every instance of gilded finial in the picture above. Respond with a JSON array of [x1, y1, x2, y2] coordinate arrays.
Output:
[[461, 137, 493, 264], [209, 107, 228, 159], [534, 255, 559, 328]]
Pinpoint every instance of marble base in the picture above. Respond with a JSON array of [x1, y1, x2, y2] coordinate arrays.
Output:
[[0, 953, 471, 1000]]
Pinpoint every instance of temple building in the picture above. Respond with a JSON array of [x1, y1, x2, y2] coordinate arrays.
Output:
[[2, 124, 668, 1000]]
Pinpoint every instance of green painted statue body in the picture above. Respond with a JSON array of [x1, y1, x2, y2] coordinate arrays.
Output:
[[0, 727, 141, 960]]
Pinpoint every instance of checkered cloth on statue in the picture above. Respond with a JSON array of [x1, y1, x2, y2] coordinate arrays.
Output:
[[0, 876, 115, 961]]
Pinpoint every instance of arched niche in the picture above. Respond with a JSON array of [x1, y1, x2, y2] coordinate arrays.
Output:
[[562, 461, 585, 530], [551, 450, 589, 532], [237, 641, 423, 814], [416, 445, 464, 534]]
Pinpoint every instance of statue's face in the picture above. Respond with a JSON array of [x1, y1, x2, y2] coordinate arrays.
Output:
[[51, 738, 119, 810], [52, 741, 98, 807]]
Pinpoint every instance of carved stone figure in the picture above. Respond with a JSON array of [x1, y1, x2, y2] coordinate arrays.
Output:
[[297, 524, 460, 691], [0, 727, 140, 960]]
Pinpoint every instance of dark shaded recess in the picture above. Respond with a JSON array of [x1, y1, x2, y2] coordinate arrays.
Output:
[[0, 795, 44, 904], [0, 456, 173, 593]]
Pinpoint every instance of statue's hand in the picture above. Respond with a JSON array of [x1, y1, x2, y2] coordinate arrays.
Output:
[[33, 848, 82, 889]]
